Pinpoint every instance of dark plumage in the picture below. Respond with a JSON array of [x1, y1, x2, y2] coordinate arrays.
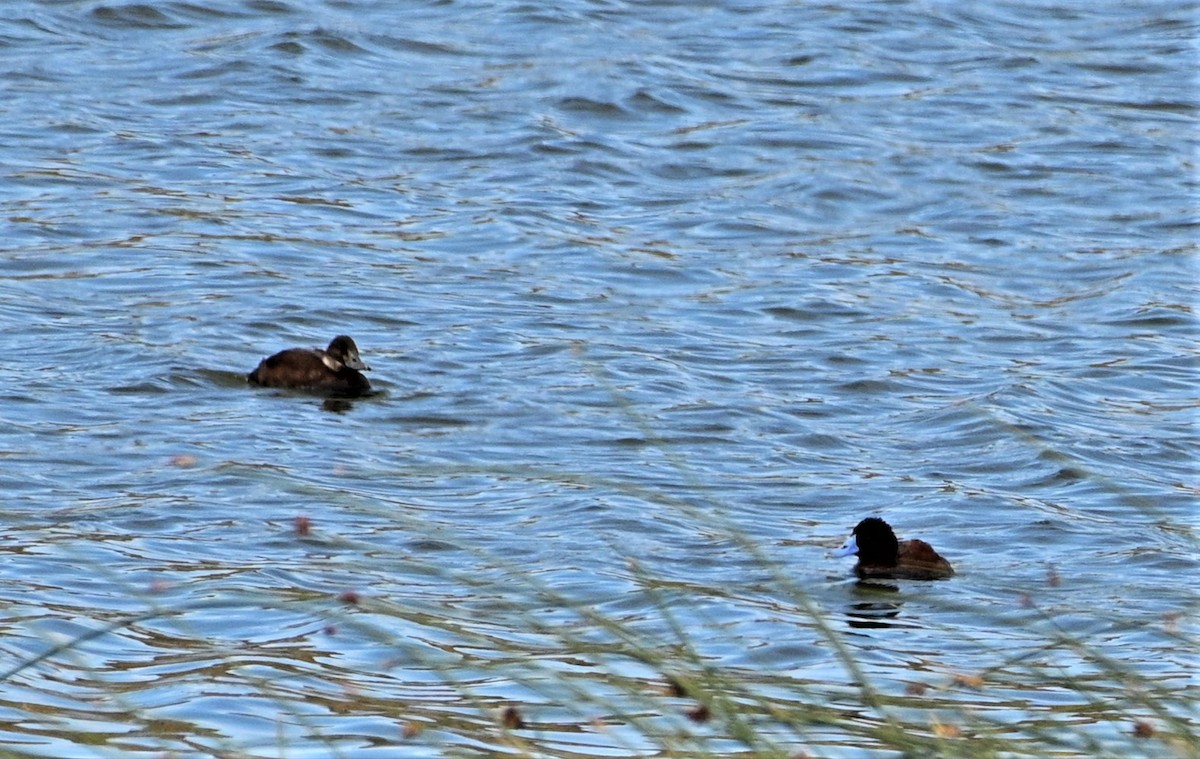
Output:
[[831, 517, 954, 580], [247, 335, 372, 397]]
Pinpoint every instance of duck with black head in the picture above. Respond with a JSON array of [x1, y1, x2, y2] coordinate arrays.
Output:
[[831, 517, 954, 580], [248, 335, 372, 397]]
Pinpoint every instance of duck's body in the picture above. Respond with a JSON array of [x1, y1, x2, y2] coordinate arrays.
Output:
[[832, 517, 954, 580], [248, 335, 372, 397]]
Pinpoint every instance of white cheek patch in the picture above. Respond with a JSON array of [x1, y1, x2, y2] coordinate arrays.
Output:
[[321, 354, 343, 371], [830, 534, 858, 558]]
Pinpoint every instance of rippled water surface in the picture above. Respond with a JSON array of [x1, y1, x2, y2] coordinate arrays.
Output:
[[0, 1, 1196, 757]]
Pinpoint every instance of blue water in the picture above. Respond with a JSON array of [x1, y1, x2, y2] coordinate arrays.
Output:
[[0, 1, 1196, 756]]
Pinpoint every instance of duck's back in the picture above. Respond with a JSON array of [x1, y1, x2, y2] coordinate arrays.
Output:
[[857, 539, 954, 580], [896, 539, 954, 579]]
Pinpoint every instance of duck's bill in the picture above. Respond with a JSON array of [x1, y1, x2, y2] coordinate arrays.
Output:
[[830, 534, 858, 558]]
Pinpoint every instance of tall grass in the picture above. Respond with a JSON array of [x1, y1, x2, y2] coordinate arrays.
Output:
[[1, 470, 1193, 759], [0, 360, 1194, 758]]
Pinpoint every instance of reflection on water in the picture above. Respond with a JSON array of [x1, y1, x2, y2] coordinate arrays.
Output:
[[0, 0, 1195, 755], [846, 600, 905, 630], [844, 582, 907, 630], [321, 397, 358, 413]]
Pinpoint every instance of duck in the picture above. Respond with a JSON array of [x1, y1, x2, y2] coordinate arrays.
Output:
[[247, 335, 372, 397], [831, 517, 954, 580]]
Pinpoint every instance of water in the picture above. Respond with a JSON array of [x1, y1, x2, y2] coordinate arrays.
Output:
[[0, 1, 1196, 756]]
